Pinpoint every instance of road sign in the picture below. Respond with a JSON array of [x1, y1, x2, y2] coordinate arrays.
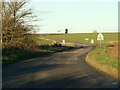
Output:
[[97, 32, 104, 47], [97, 33, 104, 41]]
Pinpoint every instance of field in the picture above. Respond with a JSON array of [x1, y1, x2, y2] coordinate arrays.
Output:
[[38, 33, 118, 44]]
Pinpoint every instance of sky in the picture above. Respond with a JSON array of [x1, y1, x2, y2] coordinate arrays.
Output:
[[28, 0, 119, 33]]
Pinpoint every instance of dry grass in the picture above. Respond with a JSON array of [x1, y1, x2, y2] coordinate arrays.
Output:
[[107, 41, 118, 58], [61, 42, 76, 47]]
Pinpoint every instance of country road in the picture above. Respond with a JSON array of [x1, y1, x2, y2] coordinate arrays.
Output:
[[2, 45, 118, 88]]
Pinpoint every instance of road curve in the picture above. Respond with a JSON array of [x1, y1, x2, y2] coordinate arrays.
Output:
[[3, 46, 118, 88]]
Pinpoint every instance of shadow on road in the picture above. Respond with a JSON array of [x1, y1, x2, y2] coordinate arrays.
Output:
[[2, 45, 118, 88], [3, 64, 64, 80]]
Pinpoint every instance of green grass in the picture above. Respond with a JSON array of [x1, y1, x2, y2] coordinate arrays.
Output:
[[2, 49, 53, 65], [39, 33, 119, 44], [2, 45, 75, 65], [88, 44, 118, 69], [32, 37, 52, 45]]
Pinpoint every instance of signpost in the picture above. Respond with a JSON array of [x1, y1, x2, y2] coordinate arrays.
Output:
[[91, 39, 94, 44], [62, 39, 65, 45], [97, 32, 104, 47]]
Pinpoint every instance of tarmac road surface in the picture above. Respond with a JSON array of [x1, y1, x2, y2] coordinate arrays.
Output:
[[2, 45, 118, 88]]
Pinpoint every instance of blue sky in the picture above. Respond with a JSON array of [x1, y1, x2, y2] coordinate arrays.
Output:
[[29, 0, 118, 33]]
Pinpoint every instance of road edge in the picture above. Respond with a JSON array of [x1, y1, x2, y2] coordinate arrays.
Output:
[[85, 52, 118, 81]]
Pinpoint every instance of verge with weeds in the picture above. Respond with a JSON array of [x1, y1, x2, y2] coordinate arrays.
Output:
[[2, 45, 75, 66], [86, 44, 118, 80]]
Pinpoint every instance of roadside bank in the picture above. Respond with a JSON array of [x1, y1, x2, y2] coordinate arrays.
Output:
[[85, 44, 118, 81]]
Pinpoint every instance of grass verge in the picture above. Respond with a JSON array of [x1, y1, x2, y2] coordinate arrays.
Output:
[[86, 44, 118, 80], [2, 46, 75, 66]]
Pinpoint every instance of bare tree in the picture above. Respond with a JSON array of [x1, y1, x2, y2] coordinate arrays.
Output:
[[1, 0, 37, 49]]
